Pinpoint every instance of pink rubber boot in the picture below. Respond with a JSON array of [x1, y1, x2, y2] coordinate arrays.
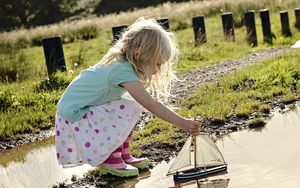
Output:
[[99, 145, 138, 177], [122, 134, 150, 169]]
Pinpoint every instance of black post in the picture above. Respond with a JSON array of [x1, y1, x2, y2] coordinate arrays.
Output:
[[156, 18, 170, 30], [280, 11, 292, 37], [221, 12, 235, 41], [244, 10, 258, 47], [260, 9, 273, 44], [42, 36, 66, 77], [192, 16, 207, 44], [295, 7, 300, 29], [112, 25, 128, 43]]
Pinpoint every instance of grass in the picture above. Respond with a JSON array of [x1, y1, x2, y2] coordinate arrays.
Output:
[[258, 104, 271, 114], [0, 73, 73, 140], [247, 118, 266, 128]]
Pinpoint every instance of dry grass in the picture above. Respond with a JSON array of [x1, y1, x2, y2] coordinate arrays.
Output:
[[0, 0, 298, 47]]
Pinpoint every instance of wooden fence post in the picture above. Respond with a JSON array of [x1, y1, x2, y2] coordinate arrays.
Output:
[[260, 9, 273, 44], [192, 16, 207, 44], [42, 36, 66, 77], [221, 12, 235, 41], [244, 10, 258, 47], [112, 25, 128, 43], [295, 8, 300, 29], [280, 11, 292, 37], [157, 18, 170, 30]]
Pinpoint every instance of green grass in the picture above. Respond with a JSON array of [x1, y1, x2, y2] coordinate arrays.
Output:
[[258, 104, 271, 114], [130, 120, 178, 156], [0, 73, 73, 139]]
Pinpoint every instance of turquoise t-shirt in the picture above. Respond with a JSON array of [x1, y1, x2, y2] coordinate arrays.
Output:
[[57, 61, 140, 122]]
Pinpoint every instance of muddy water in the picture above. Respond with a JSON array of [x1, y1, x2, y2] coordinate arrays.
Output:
[[0, 137, 93, 188], [120, 106, 300, 188], [1, 106, 300, 188]]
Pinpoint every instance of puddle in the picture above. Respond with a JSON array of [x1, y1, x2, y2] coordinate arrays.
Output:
[[1, 106, 300, 188], [0, 137, 93, 188], [117, 106, 300, 188], [217, 106, 300, 188]]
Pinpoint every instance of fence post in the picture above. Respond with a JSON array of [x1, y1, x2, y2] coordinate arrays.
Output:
[[192, 16, 207, 44], [244, 10, 258, 47], [156, 18, 170, 30], [280, 11, 292, 37], [221, 12, 235, 41], [112, 25, 128, 43], [295, 7, 300, 29], [42, 36, 66, 77], [260, 9, 273, 44]]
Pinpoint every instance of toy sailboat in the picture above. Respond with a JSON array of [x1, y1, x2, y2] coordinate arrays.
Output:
[[167, 133, 227, 182]]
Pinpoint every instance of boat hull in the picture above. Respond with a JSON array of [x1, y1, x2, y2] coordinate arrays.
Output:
[[173, 165, 227, 182]]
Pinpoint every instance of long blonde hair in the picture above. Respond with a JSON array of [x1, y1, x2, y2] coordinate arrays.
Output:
[[101, 17, 180, 103]]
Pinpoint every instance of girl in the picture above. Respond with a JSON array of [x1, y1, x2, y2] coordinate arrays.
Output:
[[55, 17, 201, 177]]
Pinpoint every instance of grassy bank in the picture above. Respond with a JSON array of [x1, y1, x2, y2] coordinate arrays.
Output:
[[0, 73, 73, 140], [130, 49, 300, 156]]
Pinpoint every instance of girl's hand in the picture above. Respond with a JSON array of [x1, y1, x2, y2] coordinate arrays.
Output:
[[179, 118, 202, 136]]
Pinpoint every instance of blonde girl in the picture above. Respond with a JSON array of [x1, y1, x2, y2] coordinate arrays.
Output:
[[55, 17, 201, 177]]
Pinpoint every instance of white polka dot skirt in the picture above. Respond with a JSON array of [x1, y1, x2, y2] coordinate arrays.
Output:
[[55, 97, 144, 168]]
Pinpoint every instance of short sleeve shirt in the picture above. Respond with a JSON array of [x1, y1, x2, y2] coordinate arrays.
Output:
[[56, 61, 140, 122]]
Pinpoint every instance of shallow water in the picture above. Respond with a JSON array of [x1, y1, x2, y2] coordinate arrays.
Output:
[[0, 137, 93, 188], [119, 106, 300, 188], [0, 106, 300, 188]]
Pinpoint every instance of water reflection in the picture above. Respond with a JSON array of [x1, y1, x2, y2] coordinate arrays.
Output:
[[113, 158, 229, 188], [0, 137, 53, 168], [122, 106, 300, 188], [0, 137, 93, 188], [217, 106, 300, 188]]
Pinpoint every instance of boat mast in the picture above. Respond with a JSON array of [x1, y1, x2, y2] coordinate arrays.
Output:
[[193, 135, 197, 169], [193, 117, 197, 169], [194, 117, 200, 187]]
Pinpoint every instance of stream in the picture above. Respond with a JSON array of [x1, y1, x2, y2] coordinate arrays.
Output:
[[1, 106, 300, 188]]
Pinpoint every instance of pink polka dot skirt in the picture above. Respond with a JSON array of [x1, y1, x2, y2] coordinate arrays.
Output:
[[55, 97, 144, 168]]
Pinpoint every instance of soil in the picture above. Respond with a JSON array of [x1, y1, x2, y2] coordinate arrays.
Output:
[[0, 47, 297, 187]]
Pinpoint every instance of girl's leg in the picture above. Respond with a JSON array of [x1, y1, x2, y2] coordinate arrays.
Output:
[[99, 144, 138, 177], [121, 133, 150, 169]]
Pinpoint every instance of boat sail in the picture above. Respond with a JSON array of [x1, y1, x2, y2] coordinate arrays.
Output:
[[167, 133, 227, 182]]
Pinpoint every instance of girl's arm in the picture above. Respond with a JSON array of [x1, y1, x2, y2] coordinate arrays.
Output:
[[121, 81, 201, 136]]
